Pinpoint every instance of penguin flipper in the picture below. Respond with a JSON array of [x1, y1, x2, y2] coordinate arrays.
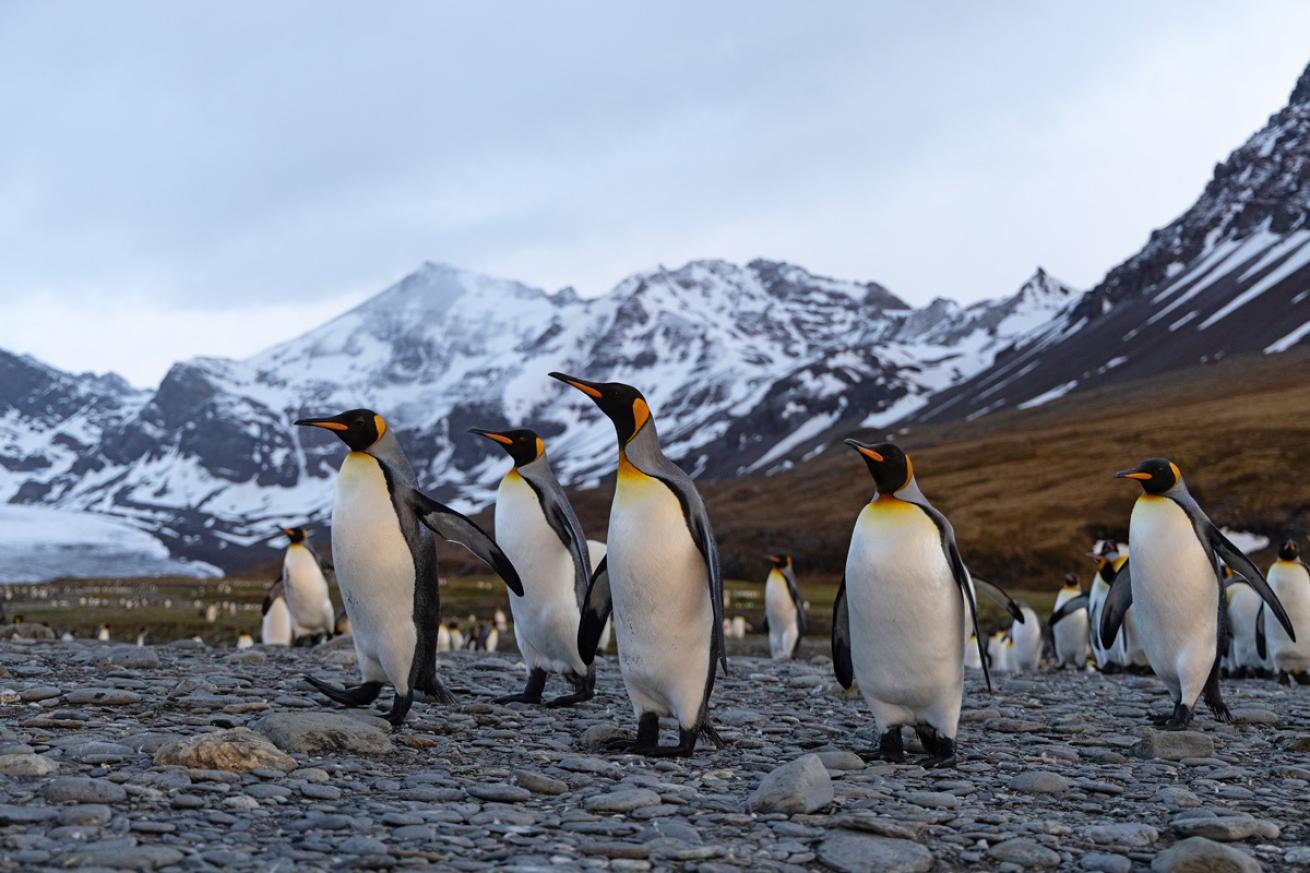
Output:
[[832, 574, 854, 689], [1047, 594, 1089, 629], [523, 471, 593, 609], [784, 568, 807, 638], [649, 469, 726, 674], [1098, 560, 1133, 650], [576, 556, 612, 666], [1207, 527, 1296, 641], [411, 491, 524, 596], [1255, 602, 1268, 661], [973, 577, 1026, 624]]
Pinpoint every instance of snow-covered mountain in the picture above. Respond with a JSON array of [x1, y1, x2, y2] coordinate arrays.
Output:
[[914, 61, 1310, 423], [3, 259, 1070, 568]]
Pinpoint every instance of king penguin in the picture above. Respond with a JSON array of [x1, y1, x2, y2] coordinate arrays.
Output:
[[1102, 458, 1296, 728], [1222, 567, 1267, 678], [1258, 539, 1310, 685], [586, 540, 614, 653], [470, 426, 595, 706], [763, 553, 806, 660], [296, 408, 523, 725], [1087, 541, 1127, 672], [1009, 603, 1042, 673], [832, 440, 994, 768], [550, 373, 725, 757], [276, 526, 336, 645], [260, 576, 294, 646], [1047, 574, 1091, 669]]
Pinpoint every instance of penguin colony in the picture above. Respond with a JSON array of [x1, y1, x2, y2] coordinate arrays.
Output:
[[26, 375, 1294, 761]]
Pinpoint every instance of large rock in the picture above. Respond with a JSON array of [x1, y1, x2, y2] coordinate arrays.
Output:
[[1151, 837, 1262, 872], [817, 830, 934, 873], [154, 727, 296, 772], [1172, 811, 1274, 842], [0, 753, 58, 777], [747, 753, 833, 814], [256, 711, 393, 755], [43, 777, 126, 804], [988, 837, 1062, 868], [1135, 729, 1214, 760], [1009, 770, 1070, 794]]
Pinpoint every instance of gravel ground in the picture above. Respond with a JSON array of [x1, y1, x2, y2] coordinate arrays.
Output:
[[0, 635, 1307, 872]]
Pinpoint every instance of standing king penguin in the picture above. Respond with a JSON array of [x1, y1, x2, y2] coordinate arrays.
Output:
[[1258, 539, 1310, 684], [276, 526, 336, 645], [763, 554, 807, 660], [833, 441, 994, 768], [261, 578, 294, 646], [1087, 542, 1127, 672], [550, 373, 726, 757], [296, 409, 523, 726], [470, 426, 596, 705], [1102, 458, 1295, 728], [1047, 573, 1091, 669]]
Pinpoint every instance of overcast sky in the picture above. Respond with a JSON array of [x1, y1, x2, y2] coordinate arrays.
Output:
[[3, 2, 1310, 386]]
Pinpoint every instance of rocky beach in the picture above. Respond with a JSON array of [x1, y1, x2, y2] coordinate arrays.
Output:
[[0, 636, 1306, 871]]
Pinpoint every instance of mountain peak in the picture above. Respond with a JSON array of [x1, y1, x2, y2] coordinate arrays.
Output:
[[1291, 59, 1310, 106]]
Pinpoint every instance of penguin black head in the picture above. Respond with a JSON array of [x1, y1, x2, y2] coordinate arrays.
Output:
[[1114, 457, 1180, 494], [548, 373, 651, 445], [1280, 540, 1301, 561], [295, 408, 389, 452], [844, 439, 914, 494], [766, 553, 793, 570], [1062, 573, 1080, 590], [281, 526, 308, 544], [469, 427, 544, 467]]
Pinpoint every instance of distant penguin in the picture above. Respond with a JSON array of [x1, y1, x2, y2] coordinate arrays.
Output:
[[204, 602, 220, 624], [1103, 458, 1295, 728], [97, 623, 110, 642], [763, 553, 807, 660], [586, 540, 613, 652], [1223, 569, 1267, 678], [236, 632, 254, 650], [60, 631, 74, 642], [1258, 539, 1310, 685], [1009, 604, 1042, 673], [470, 426, 595, 705], [494, 608, 509, 633], [135, 626, 148, 647], [1087, 542, 1127, 672], [963, 633, 983, 670], [832, 441, 995, 768], [730, 616, 748, 639], [437, 623, 452, 653], [483, 623, 499, 653], [552, 373, 725, 756], [277, 526, 336, 645], [448, 622, 466, 651], [334, 607, 352, 637], [987, 631, 1009, 673], [261, 578, 294, 647], [1048, 574, 1090, 669], [296, 409, 522, 726]]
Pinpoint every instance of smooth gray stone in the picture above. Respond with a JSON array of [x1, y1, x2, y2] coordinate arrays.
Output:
[[1151, 837, 1262, 873], [43, 776, 127, 804], [988, 837, 1062, 868], [746, 754, 833, 814], [817, 830, 934, 873]]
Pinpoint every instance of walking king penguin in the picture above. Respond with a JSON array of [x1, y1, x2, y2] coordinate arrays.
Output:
[[261, 578, 293, 646], [1087, 541, 1127, 672], [833, 441, 993, 768], [763, 554, 807, 660], [470, 426, 596, 705], [1102, 458, 1296, 729], [550, 373, 726, 756], [1258, 539, 1310, 684], [1047, 574, 1090, 669], [296, 409, 523, 726], [276, 526, 336, 645], [1223, 567, 1269, 678]]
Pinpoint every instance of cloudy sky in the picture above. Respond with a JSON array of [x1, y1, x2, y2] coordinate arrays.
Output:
[[3, 2, 1310, 386]]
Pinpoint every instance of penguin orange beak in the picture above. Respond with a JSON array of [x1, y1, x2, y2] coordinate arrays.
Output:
[[1114, 469, 1152, 480], [549, 372, 604, 399], [844, 439, 883, 462], [280, 527, 295, 538], [469, 428, 513, 445], [295, 416, 349, 431]]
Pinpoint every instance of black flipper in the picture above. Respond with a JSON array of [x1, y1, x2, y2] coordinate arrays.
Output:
[[411, 490, 523, 596], [1207, 527, 1296, 641], [973, 577, 1026, 623], [1047, 593, 1089, 629], [832, 574, 853, 689], [1098, 559, 1133, 650], [576, 556, 612, 666], [1256, 603, 1268, 661]]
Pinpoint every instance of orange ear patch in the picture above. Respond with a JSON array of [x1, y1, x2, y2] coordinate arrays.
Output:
[[632, 398, 651, 434], [902, 454, 914, 490], [374, 415, 387, 438], [534, 437, 545, 458], [1169, 461, 1181, 482]]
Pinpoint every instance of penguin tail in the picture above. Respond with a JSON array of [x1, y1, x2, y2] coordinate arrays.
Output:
[[699, 721, 727, 750]]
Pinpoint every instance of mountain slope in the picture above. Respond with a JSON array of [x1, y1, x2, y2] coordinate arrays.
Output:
[[913, 62, 1310, 423]]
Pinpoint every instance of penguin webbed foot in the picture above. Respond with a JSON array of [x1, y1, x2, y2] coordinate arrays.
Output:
[[305, 676, 383, 707], [1162, 704, 1193, 731], [496, 668, 547, 706], [495, 691, 545, 705], [544, 671, 595, 708], [384, 691, 414, 727], [860, 728, 905, 764]]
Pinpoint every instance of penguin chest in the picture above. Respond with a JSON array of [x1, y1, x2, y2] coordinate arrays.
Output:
[[495, 473, 584, 673], [283, 546, 331, 630], [1267, 562, 1310, 664], [262, 596, 293, 646], [845, 500, 962, 705], [332, 453, 417, 664], [1128, 497, 1218, 672], [607, 472, 711, 708], [764, 572, 797, 630]]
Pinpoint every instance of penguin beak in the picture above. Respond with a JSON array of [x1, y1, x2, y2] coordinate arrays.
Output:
[[280, 527, 295, 538], [1114, 468, 1151, 480], [549, 372, 604, 399], [843, 439, 884, 462], [469, 428, 514, 445], [295, 415, 349, 432]]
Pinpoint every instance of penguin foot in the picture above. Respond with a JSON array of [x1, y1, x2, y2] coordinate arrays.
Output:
[[699, 723, 726, 750], [1162, 704, 1193, 731], [497, 668, 548, 705], [495, 692, 544, 705], [544, 690, 592, 707], [422, 678, 457, 705], [384, 691, 414, 727], [640, 727, 699, 758], [1279, 671, 1292, 686], [305, 676, 383, 707], [861, 728, 905, 763], [923, 752, 957, 769], [545, 671, 595, 707]]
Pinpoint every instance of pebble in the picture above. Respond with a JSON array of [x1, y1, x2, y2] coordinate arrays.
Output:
[[0, 752, 59, 777], [154, 727, 296, 772], [817, 830, 935, 873], [585, 787, 663, 814], [1151, 836, 1262, 872], [1010, 770, 1071, 794], [42, 776, 127, 804], [747, 754, 834, 814], [256, 710, 393, 754], [1135, 729, 1215, 760], [988, 837, 1063, 868]]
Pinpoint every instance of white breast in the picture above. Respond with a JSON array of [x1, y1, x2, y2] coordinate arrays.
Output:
[[1226, 584, 1265, 669], [494, 472, 585, 675], [845, 499, 963, 731], [606, 469, 712, 728], [283, 546, 333, 634], [262, 596, 292, 646], [1267, 561, 1310, 670], [332, 452, 418, 685]]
